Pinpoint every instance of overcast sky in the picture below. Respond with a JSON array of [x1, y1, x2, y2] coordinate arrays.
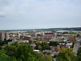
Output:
[[0, 0, 81, 30]]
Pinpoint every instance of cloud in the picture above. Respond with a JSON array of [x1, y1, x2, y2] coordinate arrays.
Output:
[[0, 0, 29, 16], [0, 0, 81, 29], [0, 0, 81, 17]]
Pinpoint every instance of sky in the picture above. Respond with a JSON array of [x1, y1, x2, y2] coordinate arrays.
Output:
[[0, 0, 81, 30]]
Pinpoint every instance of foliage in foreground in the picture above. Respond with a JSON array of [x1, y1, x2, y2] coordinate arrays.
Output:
[[0, 43, 53, 61], [77, 47, 81, 61], [0, 42, 81, 61], [56, 48, 77, 61]]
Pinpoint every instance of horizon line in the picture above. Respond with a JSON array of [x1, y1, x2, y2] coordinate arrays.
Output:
[[0, 26, 81, 31]]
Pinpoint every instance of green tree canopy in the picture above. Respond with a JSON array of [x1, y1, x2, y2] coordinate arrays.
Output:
[[77, 47, 81, 61], [56, 48, 76, 61]]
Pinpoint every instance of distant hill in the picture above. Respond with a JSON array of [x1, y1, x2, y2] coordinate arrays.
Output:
[[0, 27, 81, 32]]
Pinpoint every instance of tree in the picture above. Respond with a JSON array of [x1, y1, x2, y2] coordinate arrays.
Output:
[[77, 47, 81, 61], [0, 50, 9, 61], [56, 48, 76, 61], [35, 42, 50, 51], [16, 43, 34, 61], [4, 43, 53, 61], [49, 41, 59, 47], [0, 50, 17, 61]]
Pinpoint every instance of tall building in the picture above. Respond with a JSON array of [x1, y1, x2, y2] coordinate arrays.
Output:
[[0, 32, 5, 41], [5, 32, 10, 40]]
